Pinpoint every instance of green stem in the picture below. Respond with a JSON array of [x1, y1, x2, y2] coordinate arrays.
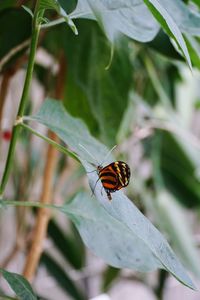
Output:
[[20, 122, 79, 161], [0, 4, 43, 198], [41, 17, 65, 28], [0, 200, 60, 210]]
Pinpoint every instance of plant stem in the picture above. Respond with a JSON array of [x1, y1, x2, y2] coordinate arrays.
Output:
[[20, 122, 79, 161], [155, 269, 168, 300], [0, 200, 60, 210], [0, 6, 42, 198]]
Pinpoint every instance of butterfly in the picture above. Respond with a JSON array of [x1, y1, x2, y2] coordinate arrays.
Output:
[[96, 161, 131, 200], [79, 144, 131, 201]]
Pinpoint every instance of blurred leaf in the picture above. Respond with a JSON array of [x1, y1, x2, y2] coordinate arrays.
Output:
[[58, 0, 77, 14], [0, 268, 37, 300], [155, 190, 200, 277], [26, 99, 196, 289], [185, 35, 200, 70], [62, 20, 133, 145], [70, 0, 159, 42], [0, 0, 16, 11], [22, 5, 34, 18], [48, 219, 85, 269], [41, 253, 86, 300], [64, 73, 99, 137], [116, 99, 134, 143], [101, 266, 120, 291], [0, 293, 18, 300], [144, 0, 192, 69], [158, 0, 200, 36], [0, 8, 31, 61], [160, 132, 200, 207], [147, 30, 183, 61], [191, 0, 200, 9]]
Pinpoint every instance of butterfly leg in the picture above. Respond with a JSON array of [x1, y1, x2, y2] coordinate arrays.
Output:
[[106, 190, 112, 201], [100, 187, 112, 201]]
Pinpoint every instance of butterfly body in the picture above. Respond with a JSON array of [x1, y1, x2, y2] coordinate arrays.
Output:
[[97, 161, 131, 200]]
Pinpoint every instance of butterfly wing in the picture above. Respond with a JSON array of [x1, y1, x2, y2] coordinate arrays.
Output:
[[99, 163, 119, 192], [99, 161, 130, 192]]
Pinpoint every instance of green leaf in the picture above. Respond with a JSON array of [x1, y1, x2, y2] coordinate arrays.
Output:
[[143, 0, 192, 69], [0, 269, 37, 300], [147, 30, 184, 61], [22, 5, 34, 18], [62, 192, 161, 272], [185, 35, 200, 70], [0, 293, 18, 300], [61, 192, 196, 289], [191, 0, 200, 9], [41, 253, 86, 300], [160, 132, 200, 207], [159, 0, 200, 37], [26, 99, 196, 289], [57, 0, 77, 14], [70, 0, 159, 42], [101, 266, 120, 291], [39, 0, 78, 34]]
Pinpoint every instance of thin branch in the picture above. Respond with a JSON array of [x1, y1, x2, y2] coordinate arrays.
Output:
[[22, 52, 67, 282], [0, 73, 10, 132], [22, 132, 60, 281], [0, 39, 30, 73], [0, 6, 43, 197]]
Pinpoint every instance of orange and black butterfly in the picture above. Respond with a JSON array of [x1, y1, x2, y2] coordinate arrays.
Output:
[[80, 144, 131, 201], [96, 161, 131, 200]]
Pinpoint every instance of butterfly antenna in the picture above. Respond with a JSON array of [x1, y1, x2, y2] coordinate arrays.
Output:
[[101, 144, 117, 165], [79, 144, 99, 165]]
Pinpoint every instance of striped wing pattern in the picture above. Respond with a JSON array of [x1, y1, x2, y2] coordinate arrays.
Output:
[[98, 161, 131, 200]]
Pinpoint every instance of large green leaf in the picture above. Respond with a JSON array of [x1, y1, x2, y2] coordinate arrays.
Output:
[[25, 99, 196, 289], [62, 192, 161, 272], [0, 269, 37, 300], [143, 0, 192, 69], [70, 0, 159, 42]]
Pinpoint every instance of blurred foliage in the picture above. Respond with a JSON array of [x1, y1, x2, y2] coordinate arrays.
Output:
[[0, 0, 200, 299]]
